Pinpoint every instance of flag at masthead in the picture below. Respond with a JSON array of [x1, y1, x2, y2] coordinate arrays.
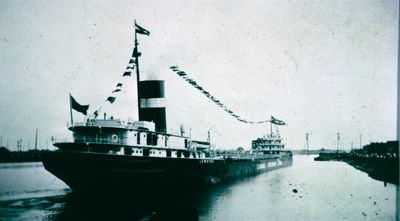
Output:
[[135, 23, 150, 36], [270, 116, 286, 125]]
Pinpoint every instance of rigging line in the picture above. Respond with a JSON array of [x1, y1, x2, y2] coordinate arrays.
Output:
[[169, 66, 270, 124]]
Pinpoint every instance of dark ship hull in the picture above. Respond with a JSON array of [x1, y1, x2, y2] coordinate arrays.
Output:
[[42, 151, 292, 193]]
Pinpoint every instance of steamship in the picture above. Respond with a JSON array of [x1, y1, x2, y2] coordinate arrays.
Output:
[[42, 23, 292, 193]]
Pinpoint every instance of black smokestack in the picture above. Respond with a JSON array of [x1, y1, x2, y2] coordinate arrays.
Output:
[[138, 80, 167, 132]]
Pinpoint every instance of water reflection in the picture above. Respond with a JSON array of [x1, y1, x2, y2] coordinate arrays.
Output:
[[46, 178, 260, 221], [50, 186, 223, 220]]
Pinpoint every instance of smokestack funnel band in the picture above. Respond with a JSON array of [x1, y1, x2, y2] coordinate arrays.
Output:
[[138, 80, 167, 132], [140, 98, 165, 108]]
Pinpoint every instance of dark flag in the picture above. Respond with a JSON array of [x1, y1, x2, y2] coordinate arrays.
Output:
[[129, 58, 135, 64], [106, 96, 116, 104], [271, 116, 286, 125], [116, 83, 123, 88], [170, 66, 179, 71], [93, 110, 99, 118], [93, 107, 102, 119], [123, 71, 131, 76], [194, 85, 203, 90], [131, 47, 141, 57], [70, 94, 89, 115], [112, 88, 121, 93], [126, 65, 135, 70], [135, 23, 150, 36]]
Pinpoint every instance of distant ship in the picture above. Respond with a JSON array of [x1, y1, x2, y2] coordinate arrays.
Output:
[[42, 22, 292, 193]]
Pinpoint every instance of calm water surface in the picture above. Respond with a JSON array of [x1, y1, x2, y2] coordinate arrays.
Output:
[[0, 156, 397, 220]]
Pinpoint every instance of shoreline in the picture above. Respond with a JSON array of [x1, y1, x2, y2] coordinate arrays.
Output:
[[315, 153, 399, 185]]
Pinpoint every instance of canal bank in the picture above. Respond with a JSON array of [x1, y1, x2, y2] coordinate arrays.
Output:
[[314, 141, 399, 185]]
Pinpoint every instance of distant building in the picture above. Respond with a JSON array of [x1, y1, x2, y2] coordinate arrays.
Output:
[[0, 146, 11, 155]]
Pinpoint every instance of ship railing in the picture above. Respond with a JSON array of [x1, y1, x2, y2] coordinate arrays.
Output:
[[51, 135, 190, 150], [52, 135, 130, 145], [74, 136, 126, 145]]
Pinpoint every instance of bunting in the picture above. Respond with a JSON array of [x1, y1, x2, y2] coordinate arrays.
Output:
[[123, 71, 131, 77], [169, 66, 285, 125], [90, 21, 151, 119], [132, 48, 141, 58], [170, 66, 179, 71], [106, 96, 116, 104]]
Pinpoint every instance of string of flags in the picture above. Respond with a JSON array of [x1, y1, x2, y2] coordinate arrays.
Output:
[[69, 21, 287, 125], [169, 66, 286, 125], [88, 22, 150, 118]]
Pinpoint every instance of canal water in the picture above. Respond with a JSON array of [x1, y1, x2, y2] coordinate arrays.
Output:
[[0, 155, 397, 220]]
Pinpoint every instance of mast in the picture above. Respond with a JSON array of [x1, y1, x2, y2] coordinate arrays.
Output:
[[134, 20, 141, 119], [306, 133, 309, 155], [69, 93, 73, 125], [35, 128, 38, 151], [207, 130, 211, 150], [270, 121, 273, 135]]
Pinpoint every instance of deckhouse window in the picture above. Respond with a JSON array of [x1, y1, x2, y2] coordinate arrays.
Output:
[[147, 133, 152, 145], [124, 147, 132, 155], [184, 151, 190, 158]]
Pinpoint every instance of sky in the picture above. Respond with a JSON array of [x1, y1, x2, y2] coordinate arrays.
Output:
[[0, 0, 398, 151]]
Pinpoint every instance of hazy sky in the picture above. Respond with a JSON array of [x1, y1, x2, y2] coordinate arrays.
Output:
[[0, 0, 398, 151]]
